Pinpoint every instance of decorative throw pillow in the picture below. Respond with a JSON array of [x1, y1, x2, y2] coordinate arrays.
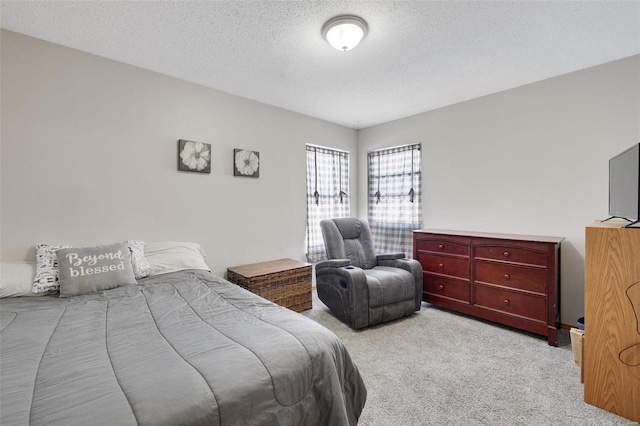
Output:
[[126, 240, 151, 279], [144, 242, 210, 277], [33, 243, 70, 294], [56, 242, 137, 298]]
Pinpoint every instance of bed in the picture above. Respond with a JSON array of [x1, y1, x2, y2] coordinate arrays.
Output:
[[0, 243, 367, 426]]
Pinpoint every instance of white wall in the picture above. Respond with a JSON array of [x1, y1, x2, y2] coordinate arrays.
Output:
[[0, 30, 358, 276], [3, 29, 639, 326], [357, 55, 640, 325]]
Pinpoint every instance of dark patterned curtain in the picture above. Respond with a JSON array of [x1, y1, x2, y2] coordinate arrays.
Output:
[[306, 145, 350, 262], [368, 143, 422, 257]]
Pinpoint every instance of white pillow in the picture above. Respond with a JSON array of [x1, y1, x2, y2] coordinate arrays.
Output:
[[144, 242, 210, 276], [1, 261, 37, 297]]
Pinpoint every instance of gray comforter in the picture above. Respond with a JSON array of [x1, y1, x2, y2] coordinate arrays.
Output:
[[0, 270, 366, 426]]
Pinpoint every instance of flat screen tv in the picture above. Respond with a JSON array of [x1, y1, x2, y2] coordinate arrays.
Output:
[[608, 143, 640, 227]]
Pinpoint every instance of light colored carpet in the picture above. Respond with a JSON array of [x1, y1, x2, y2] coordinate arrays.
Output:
[[303, 292, 637, 426]]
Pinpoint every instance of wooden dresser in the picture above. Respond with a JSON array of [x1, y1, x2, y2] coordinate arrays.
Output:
[[584, 221, 640, 422], [413, 229, 564, 346]]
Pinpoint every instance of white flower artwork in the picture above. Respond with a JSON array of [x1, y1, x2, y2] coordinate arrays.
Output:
[[234, 149, 260, 178], [178, 139, 211, 174]]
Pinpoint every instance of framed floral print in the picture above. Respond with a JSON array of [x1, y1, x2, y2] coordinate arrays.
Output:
[[234, 149, 260, 178], [178, 139, 211, 174]]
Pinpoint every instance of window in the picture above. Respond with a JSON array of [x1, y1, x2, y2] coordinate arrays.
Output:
[[305, 145, 350, 262], [368, 143, 422, 256]]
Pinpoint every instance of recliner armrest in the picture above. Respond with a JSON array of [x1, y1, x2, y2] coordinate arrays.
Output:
[[316, 259, 352, 269], [377, 257, 423, 312], [377, 257, 420, 270], [376, 252, 406, 261]]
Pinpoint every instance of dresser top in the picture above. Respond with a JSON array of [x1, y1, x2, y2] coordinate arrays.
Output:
[[415, 229, 565, 244], [588, 219, 640, 229]]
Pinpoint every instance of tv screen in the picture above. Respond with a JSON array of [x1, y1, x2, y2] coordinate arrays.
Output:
[[609, 143, 640, 224]]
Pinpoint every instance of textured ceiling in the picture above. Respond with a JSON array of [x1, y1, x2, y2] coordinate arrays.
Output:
[[1, 1, 639, 129]]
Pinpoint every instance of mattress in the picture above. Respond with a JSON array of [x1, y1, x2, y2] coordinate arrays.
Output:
[[0, 270, 366, 425]]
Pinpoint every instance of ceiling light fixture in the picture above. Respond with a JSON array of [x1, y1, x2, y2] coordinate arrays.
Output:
[[322, 15, 368, 51]]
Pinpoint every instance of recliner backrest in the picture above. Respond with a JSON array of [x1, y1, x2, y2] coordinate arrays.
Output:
[[320, 218, 377, 269]]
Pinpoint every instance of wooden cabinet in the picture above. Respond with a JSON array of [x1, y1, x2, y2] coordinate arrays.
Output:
[[413, 229, 563, 346], [584, 222, 640, 422]]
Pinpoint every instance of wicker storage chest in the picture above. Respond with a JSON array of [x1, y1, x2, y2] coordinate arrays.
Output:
[[226, 258, 312, 312]]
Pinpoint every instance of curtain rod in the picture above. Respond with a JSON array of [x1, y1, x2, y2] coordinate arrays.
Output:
[[369, 142, 421, 153], [306, 143, 350, 153]]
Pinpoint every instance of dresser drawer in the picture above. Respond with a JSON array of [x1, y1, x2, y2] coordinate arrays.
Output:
[[424, 274, 470, 303], [473, 244, 547, 267], [475, 261, 547, 294], [475, 284, 546, 322], [415, 238, 469, 257], [417, 253, 469, 279]]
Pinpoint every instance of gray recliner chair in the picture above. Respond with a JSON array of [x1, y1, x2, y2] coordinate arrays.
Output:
[[315, 218, 423, 329]]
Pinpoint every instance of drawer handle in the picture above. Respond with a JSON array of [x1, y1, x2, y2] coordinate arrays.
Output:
[[503, 251, 510, 257], [504, 299, 510, 305], [438, 244, 444, 250], [438, 263, 444, 268], [504, 274, 510, 279], [438, 284, 444, 290]]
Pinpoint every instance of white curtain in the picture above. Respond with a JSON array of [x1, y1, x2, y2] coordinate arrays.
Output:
[[368, 143, 422, 257], [306, 145, 350, 262]]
